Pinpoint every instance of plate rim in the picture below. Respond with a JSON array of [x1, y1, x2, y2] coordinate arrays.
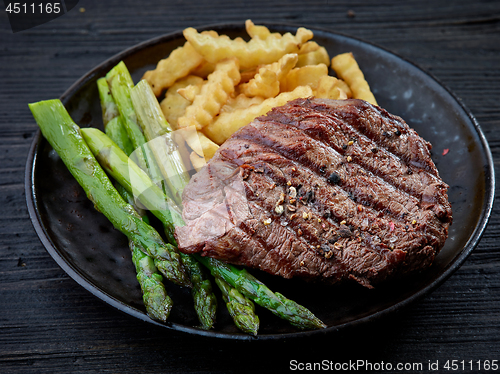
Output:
[[25, 21, 496, 340]]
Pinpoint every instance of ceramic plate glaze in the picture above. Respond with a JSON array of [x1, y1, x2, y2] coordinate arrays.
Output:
[[25, 22, 495, 340]]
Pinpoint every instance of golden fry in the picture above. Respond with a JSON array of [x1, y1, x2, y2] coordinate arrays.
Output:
[[160, 75, 204, 130], [331, 52, 377, 105], [239, 69, 279, 98], [181, 128, 220, 161], [239, 53, 298, 98], [239, 67, 259, 84], [196, 131, 219, 160], [177, 81, 204, 102], [190, 59, 216, 79], [298, 41, 320, 55], [297, 46, 330, 67], [190, 151, 206, 172], [245, 19, 273, 39], [280, 63, 329, 92], [177, 58, 241, 130], [204, 85, 313, 144], [272, 53, 300, 80], [183, 24, 313, 70], [314, 75, 349, 100], [334, 79, 352, 98], [221, 94, 265, 113], [142, 41, 204, 96]]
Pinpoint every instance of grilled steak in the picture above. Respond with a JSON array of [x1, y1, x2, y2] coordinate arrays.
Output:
[[175, 98, 452, 287]]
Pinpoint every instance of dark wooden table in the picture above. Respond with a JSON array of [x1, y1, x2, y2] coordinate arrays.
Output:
[[1, 1, 499, 372]]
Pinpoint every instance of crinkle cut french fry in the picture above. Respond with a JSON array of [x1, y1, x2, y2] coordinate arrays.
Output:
[[239, 69, 279, 98], [142, 41, 204, 97], [221, 94, 265, 114], [297, 46, 330, 67], [196, 131, 219, 160], [334, 78, 353, 98], [190, 60, 216, 79], [297, 41, 320, 55], [245, 19, 279, 40], [280, 63, 329, 92], [187, 31, 220, 79], [331, 52, 377, 105], [239, 53, 298, 98], [203, 85, 313, 145], [183, 24, 313, 70], [177, 81, 205, 103], [314, 75, 349, 100], [190, 151, 206, 172], [182, 129, 219, 161], [160, 75, 205, 130], [177, 58, 241, 130]]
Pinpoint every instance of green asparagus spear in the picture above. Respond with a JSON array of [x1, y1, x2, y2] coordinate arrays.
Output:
[[99, 79, 174, 321], [81, 125, 323, 331], [95, 78, 216, 328], [81, 127, 183, 243], [97, 77, 119, 127], [215, 277, 259, 335], [29, 99, 190, 288], [97, 77, 134, 156], [130, 79, 191, 205], [98, 79, 173, 321], [127, 81, 263, 332], [182, 254, 217, 329], [82, 128, 325, 328], [131, 241, 173, 322], [196, 256, 326, 330], [82, 127, 217, 329], [129, 80, 221, 329], [99, 104, 216, 329], [114, 182, 149, 223], [105, 62, 164, 187], [114, 183, 172, 322], [125, 83, 323, 330]]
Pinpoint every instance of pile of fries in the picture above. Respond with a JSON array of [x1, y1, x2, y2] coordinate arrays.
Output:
[[142, 20, 377, 170]]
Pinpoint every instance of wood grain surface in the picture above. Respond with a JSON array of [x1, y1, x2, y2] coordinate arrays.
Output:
[[1, 0, 499, 372]]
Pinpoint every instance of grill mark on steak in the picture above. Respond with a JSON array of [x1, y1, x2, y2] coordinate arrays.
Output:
[[193, 158, 304, 277], [181, 151, 412, 284], [204, 187, 409, 285], [236, 164, 341, 278], [263, 100, 450, 220], [235, 119, 449, 248], [216, 185, 403, 284], [176, 98, 452, 287], [194, 166, 339, 279], [224, 145, 445, 258], [232, 119, 427, 224], [298, 98, 439, 175]]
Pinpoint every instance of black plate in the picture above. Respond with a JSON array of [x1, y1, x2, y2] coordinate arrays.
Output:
[[25, 22, 495, 340]]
